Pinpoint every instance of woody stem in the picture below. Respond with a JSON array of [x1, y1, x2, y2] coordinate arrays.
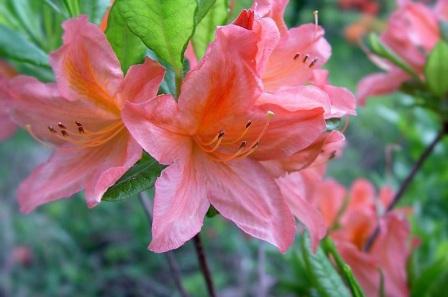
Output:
[[364, 123, 448, 251], [193, 234, 216, 297]]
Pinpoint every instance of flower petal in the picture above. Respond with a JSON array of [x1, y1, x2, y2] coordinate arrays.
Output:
[[118, 58, 165, 104], [84, 132, 142, 207], [50, 16, 123, 114], [252, 0, 288, 34], [371, 214, 411, 297], [263, 24, 331, 92], [149, 157, 210, 253], [201, 156, 296, 252], [356, 70, 409, 105], [122, 94, 193, 165], [178, 24, 261, 133], [277, 172, 326, 251], [7, 76, 116, 145]]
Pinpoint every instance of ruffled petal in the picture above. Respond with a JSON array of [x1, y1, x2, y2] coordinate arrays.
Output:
[[178, 24, 261, 134], [84, 132, 142, 207], [149, 157, 210, 252], [277, 172, 326, 251], [252, 0, 288, 34], [250, 104, 326, 160], [263, 24, 331, 92], [118, 58, 165, 104], [201, 155, 296, 252], [122, 94, 193, 165], [50, 16, 123, 115]]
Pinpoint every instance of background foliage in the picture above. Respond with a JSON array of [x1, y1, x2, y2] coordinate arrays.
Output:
[[0, 0, 447, 296]]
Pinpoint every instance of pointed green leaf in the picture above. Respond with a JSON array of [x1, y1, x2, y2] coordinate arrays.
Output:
[[0, 24, 49, 67], [192, 0, 228, 59], [117, 0, 197, 73], [105, 1, 146, 73], [102, 155, 163, 202], [301, 234, 352, 297], [425, 41, 448, 98]]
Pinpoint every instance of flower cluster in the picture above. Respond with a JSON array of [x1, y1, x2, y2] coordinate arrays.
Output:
[[0, 0, 355, 253]]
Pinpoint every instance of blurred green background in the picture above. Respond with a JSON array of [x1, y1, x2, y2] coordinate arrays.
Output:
[[1, 0, 447, 296]]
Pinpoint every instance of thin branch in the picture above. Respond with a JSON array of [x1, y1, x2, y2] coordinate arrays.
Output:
[[193, 234, 216, 297], [364, 125, 447, 251], [138, 193, 190, 297]]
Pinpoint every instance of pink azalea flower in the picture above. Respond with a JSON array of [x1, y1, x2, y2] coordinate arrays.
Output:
[[0, 60, 18, 140], [317, 179, 412, 297], [357, 0, 446, 104], [4, 16, 164, 213], [275, 131, 346, 249], [122, 23, 328, 253], [234, 1, 356, 118]]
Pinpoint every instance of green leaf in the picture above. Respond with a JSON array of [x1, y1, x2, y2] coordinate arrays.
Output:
[[102, 155, 163, 202], [196, 0, 216, 23], [425, 41, 448, 98], [0, 24, 49, 67], [367, 33, 418, 79], [105, 1, 146, 73], [118, 0, 198, 74], [300, 234, 352, 297], [440, 21, 448, 42], [192, 0, 229, 59], [322, 237, 366, 297], [411, 256, 448, 297]]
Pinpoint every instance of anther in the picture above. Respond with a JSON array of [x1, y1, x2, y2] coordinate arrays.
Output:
[[266, 110, 275, 119], [61, 130, 68, 137], [218, 130, 225, 138], [245, 120, 252, 128], [309, 58, 318, 68], [293, 53, 301, 60], [58, 122, 66, 129], [239, 141, 247, 149], [75, 121, 82, 127], [48, 126, 57, 133], [303, 55, 309, 63]]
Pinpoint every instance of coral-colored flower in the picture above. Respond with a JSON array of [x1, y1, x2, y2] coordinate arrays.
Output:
[[235, 1, 356, 119], [316, 179, 412, 297], [357, 0, 446, 104], [0, 60, 18, 140], [274, 130, 346, 249], [123, 23, 328, 253], [5, 16, 164, 213]]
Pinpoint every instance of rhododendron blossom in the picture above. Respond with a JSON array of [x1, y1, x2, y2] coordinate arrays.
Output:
[[357, 0, 447, 104], [316, 179, 411, 297], [4, 16, 164, 213], [123, 22, 329, 253], [0, 60, 17, 140]]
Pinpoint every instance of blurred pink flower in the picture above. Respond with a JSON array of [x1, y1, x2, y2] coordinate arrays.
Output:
[[339, 0, 380, 15], [318, 179, 412, 297], [0, 60, 18, 140], [357, 0, 446, 104], [5, 16, 164, 213], [122, 23, 328, 253]]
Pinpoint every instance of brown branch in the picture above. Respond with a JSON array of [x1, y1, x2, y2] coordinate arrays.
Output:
[[193, 234, 216, 297], [364, 124, 447, 251], [138, 193, 190, 297]]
